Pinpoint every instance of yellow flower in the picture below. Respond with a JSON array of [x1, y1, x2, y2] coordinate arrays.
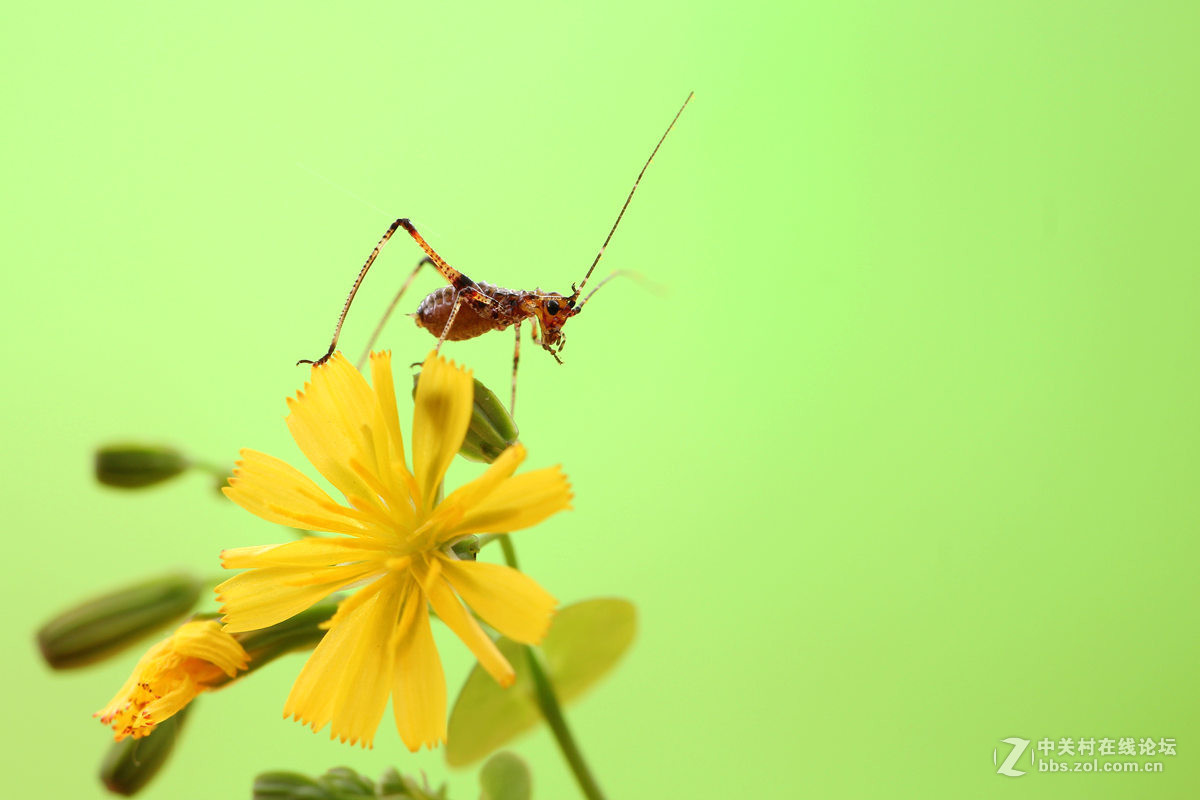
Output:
[[217, 351, 571, 750], [95, 619, 249, 741]]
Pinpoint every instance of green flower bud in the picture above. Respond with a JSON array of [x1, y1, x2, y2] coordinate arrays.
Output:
[[252, 766, 445, 800], [450, 535, 480, 561], [253, 771, 327, 799], [379, 768, 448, 800], [318, 767, 377, 798], [36, 574, 202, 669], [95, 444, 188, 488], [230, 600, 339, 679], [413, 374, 519, 464], [479, 752, 532, 800], [99, 703, 190, 796]]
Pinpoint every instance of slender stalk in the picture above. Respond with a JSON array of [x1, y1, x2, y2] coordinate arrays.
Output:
[[498, 534, 520, 570], [498, 536, 607, 800], [190, 459, 231, 493], [524, 644, 608, 800]]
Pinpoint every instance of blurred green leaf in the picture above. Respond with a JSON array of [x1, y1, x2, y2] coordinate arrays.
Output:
[[478, 752, 531, 800], [446, 597, 636, 766]]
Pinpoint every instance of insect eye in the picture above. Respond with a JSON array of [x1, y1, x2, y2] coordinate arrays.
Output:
[[546, 299, 560, 315]]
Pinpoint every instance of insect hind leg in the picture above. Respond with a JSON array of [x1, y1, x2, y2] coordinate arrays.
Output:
[[397, 219, 474, 290], [435, 286, 497, 352], [355, 257, 433, 369], [510, 321, 521, 415], [300, 218, 404, 366]]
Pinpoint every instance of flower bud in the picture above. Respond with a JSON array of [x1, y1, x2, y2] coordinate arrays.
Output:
[[413, 374, 519, 464], [479, 751, 532, 800], [95, 444, 188, 488], [99, 704, 190, 796], [252, 771, 326, 799], [37, 574, 202, 669], [450, 535, 480, 561], [253, 767, 376, 800], [231, 599, 339, 677], [378, 768, 446, 800], [253, 767, 445, 800], [317, 767, 377, 798]]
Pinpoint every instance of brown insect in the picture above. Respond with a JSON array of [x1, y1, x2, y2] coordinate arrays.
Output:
[[300, 92, 692, 413]]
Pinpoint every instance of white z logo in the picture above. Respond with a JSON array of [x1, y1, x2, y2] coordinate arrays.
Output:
[[994, 737, 1030, 777]]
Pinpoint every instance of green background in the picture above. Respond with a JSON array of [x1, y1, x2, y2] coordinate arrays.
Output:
[[5, 1, 1198, 797]]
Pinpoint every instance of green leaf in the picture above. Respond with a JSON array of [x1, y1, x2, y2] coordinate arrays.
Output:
[[478, 752, 531, 800], [446, 597, 636, 766]]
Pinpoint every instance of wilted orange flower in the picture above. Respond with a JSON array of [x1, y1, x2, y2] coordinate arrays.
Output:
[[95, 619, 248, 740]]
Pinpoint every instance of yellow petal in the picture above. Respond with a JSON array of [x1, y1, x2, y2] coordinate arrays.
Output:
[[411, 351, 474, 512], [418, 558, 515, 687], [284, 577, 402, 748], [170, 620, 250, 676], [95, 639, 169, 725], [369, 351, 417, 494], [437, 556, 556, 644], [141, 674, 201, 715], [216, 563, 376, 632], [431, 444, 525, 535], [392, 583, 446, 751], [221, 537, 382, 570], [223, 450, 371, 536], [286, 353, 384, 508], [446, 466, 573, 538]]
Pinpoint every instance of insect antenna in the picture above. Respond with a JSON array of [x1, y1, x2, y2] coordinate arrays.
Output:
[[576, 269, 667, 310], [569, 91, 693, 304]]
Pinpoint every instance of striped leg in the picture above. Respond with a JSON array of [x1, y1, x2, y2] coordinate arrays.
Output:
[[435, 286, 495, 351], [354, 257, 432, 369], [510, 320, 522, 416], [300, 219, 404, 366]]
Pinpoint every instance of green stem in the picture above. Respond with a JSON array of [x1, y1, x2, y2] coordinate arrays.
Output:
[[498, 536, 606, 800], [498, 534, 520, 570], [190, 459, 231, 493], [524, 644, 607, 800]]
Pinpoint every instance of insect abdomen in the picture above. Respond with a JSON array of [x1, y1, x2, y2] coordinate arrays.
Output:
[[415, 283, 520, 341]]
